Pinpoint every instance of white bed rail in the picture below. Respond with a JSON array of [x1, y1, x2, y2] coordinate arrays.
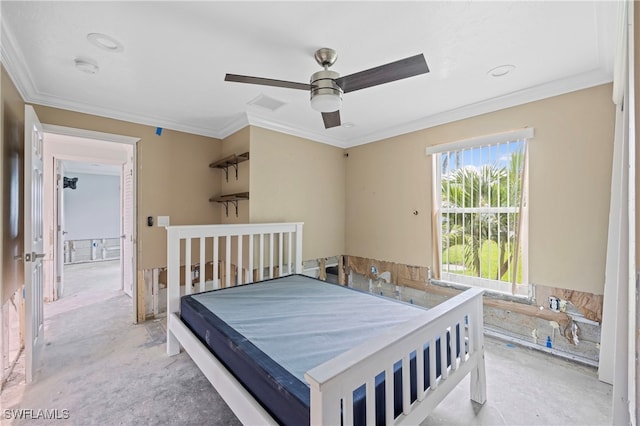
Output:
[[304, 287, 486, 426], [166, 222, 303, 355]]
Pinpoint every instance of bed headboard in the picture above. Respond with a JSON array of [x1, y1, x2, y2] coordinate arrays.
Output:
[[165, 222, 304, 317]]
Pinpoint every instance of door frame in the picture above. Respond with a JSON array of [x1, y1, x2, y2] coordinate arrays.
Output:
[[42, 124, 140, 323]]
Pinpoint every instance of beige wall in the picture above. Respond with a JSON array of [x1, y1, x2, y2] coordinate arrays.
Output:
[[346, 84, 615, 295], [249, 127, 346, 260], [32, 105, 222, 270], [1, 66, 25, 304], [345, 131, 431, 267]]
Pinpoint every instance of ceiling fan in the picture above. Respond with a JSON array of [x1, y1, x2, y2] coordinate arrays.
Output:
[[225, 48, 429, 129]]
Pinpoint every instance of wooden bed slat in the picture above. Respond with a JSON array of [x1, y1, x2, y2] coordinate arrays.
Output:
[[385, 365, 394, 425], [287, 232, 292, 275], [269, 233, 274, 278], [199, 238, 205, 293], [259, 234, 264, 281], [429, 338, 437, 391], [213, 236, 219, 289], [450, 323, 458, 371], [248, 234, 254, 284], [440, 329, 448, 380], [225, 237, 231, 288], [402, 353, 411, 414], [237, 235, 243, 286], [365, 378, 375, 426], [184, 238, 192, 295], [343, 391, 354, 426], [278, 232, 283, 277], [416, 345, 425, 401]]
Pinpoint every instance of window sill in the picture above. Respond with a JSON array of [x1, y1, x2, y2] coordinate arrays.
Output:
[[429, 278, 533, 305]]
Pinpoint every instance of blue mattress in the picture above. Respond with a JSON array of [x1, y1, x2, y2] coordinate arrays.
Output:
[[180, 274, 460, 425]]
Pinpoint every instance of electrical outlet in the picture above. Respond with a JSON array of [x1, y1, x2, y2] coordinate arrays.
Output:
[[371, 265, 378, 274], [548, 296, 560, 312]]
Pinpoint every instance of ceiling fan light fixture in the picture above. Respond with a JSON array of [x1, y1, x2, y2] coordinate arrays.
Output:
[[310, 69, 343, 113], [311, 93, 342, 113]]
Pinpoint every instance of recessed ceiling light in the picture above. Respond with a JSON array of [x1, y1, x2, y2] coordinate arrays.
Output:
[[87, 33, 124, 52], [74, 57, 99, 74], [488, 64, 516, 78], [342, 122, 355, 128]]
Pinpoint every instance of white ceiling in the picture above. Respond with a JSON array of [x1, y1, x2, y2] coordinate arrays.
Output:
[[1, 1, 619, 148]]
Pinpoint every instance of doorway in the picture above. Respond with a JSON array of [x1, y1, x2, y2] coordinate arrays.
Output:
[[58, 160, 124, 296], [41, 126, 139, 322]]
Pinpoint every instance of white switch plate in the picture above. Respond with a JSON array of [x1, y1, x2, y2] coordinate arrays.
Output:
[[157, 216, 170, 227]]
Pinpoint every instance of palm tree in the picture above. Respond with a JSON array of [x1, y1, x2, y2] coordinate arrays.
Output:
[[441, 149, 524, 281]]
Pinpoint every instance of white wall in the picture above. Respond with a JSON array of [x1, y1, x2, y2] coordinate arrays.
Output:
[[63, 172, 120, 240]]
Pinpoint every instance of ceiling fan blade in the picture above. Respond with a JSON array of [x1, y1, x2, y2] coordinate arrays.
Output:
[[322, 110, 341, 129], [335, 54, 429, 93], [225, 74, 310, 91]]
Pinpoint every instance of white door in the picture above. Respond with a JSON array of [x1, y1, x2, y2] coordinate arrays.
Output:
[[24, 105, 45, 382], [121, 160, 133, 297], [55, 160, 65, 298]]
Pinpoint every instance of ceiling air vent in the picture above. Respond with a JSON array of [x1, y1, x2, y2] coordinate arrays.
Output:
[[247, 94, 286, 111]]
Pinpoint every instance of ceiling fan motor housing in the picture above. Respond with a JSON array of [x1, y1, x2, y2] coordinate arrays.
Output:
[[310, 69, 343, 112]]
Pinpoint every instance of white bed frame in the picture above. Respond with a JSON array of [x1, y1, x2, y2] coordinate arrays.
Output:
[[166, 222, 486, 425]]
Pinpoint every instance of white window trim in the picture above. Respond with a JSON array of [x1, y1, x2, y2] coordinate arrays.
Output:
[[426, 127, 534, 155]]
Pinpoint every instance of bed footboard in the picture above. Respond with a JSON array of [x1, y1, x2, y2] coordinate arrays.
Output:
[[304, 287, 486, 425]]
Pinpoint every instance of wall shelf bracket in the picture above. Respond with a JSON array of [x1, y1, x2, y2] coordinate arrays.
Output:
[[209, 192, 249, 218], [209, 152, 249, 182]]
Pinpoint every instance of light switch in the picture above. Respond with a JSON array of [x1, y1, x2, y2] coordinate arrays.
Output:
[[157, 216, 170, 227]]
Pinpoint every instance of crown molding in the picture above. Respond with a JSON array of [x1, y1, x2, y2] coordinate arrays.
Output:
[[246, 111, 350, 148], [345, 68, 613, 148], [1, 18, 38, 101], [217, 113, 250, 139]]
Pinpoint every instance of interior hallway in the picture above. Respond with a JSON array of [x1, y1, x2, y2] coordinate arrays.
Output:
[[1, 260, 613, 425], [1, 260, 240, 425]]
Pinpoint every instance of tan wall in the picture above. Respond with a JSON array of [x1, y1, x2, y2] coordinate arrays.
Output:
[[346, 84, 615, 295], [249, 126, 346, 260], [345, 131, 431, 267], [1, 66, 25, 304], [31, 105, 222, 270]]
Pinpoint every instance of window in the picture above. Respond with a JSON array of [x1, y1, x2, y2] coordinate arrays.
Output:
[[428, 129, 532, 296]]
